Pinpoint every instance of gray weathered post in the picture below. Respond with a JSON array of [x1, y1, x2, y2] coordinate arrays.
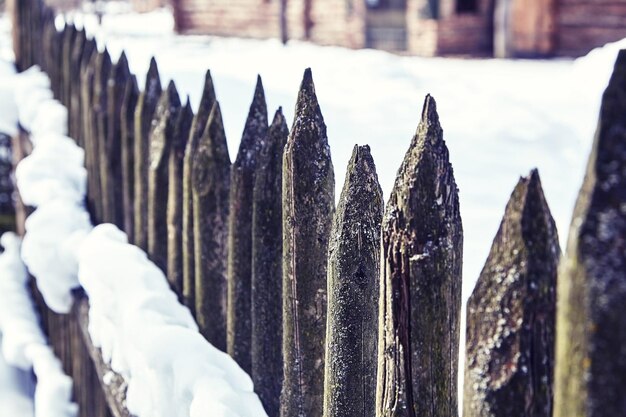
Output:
[[323, 144, 382, 417], [464, 170, 559, 417], [193, 102, 231, 351], [281, 68, 335, 417], [94, 48, 112, 224], [82, 52, 99, 222], [61, 24, 77, 108], [554, 49, 626, 417], [121, 75, 139, 239], [69, 29, 86, 141], [375, 95, 462, 417], [167, 99, 194, 296], [183, 70, 217, 313], [134, 58, 162, 249], [147, 81, 181, 273], [77, 37, 96, 148], [251, 108, 289, 417], [227, 76, 268, 373], [103, 52, 131, 228]]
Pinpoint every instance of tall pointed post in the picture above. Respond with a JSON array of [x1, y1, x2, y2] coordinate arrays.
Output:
[[77, 37, 96, 148], [323, 145, 382, 417], [183, 71, 217, 313], [147, 81, 181, 273], [281, 68, 335, 417], [94, 48, 112, 223], [103, 52, 131, 228], [134, 58, 162, 249], [251, 108, 289, 417], [69, 29, 86, 141], [193, 102, 231, 351], [227, 76, 268, 373], [375, 95, 462, 417], [554, 50, 626, 417], [464, 170, 559, 417], [167, 99, 193, 296], [120, 75, 139, 239]]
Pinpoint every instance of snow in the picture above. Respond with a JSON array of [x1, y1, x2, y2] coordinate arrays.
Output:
[[11, 66, 90, 314], [0, 232, 77, 417], [78, 225, 266, 417]]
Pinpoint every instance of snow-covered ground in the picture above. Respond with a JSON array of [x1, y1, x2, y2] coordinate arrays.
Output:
[[1, 4, 625, 414]]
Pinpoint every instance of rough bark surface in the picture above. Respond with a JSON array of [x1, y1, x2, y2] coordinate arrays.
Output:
[[103, 52, 131, 228], [323, 145, 382, 417], [193, 102, 231, 351], [120, 75, 139, 240], [281, 68, 335, 417], [82, 52, 98, 223], [554, 49, 626, 417], [464, 170, 559, 417], [134, 58, 161, 249], [147, 81, 181, 273], [167, 100, 193, 297], [183, 70, 217, 314], [227, 76, 268, 373], [251, 108, 289, 417], [375, 95, 462, 417]]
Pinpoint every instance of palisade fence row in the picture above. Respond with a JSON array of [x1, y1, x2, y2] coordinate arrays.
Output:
[[7, 0, 626, 417]]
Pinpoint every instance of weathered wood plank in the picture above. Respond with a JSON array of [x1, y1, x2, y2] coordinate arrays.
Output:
[[193, 102, 231, 351], [167, 99, 193, 296], [464, 170, 559, 417], [375, 95, 462, 417], [554, 49, 626, 417], [251, 107, 289, 417], [103, 52, 131, 228], [182, 70, 217, 314], [323, 144, 382, 417], [227, 76, 268, 373], [134, 58, 162, 249], [94, 48, 113, 224], [147, 81, 181, 273], [281, 68, 335, 417], [120, 75, 139, 239]]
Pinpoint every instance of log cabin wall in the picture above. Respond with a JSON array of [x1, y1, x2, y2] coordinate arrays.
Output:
[[556, 0, 626, 57], [130, 0, 626, 57], [163, 0, 365, 49]]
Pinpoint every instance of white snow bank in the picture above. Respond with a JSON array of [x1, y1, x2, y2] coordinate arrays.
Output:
[[0, 59, 18, 136], [11, 66, 90, 314], [79, 225, 266, 417], [0, 232, 77, 417]]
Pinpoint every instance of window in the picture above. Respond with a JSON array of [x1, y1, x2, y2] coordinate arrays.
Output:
[[456, 0, 478, 13]]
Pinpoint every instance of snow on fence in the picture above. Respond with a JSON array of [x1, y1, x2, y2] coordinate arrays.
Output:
[[6, 0, 626, 417]]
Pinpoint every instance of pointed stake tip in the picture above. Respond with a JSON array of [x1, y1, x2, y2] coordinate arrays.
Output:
[[421, 94, 438, 122]]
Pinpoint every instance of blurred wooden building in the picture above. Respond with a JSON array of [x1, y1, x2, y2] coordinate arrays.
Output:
[[132, 0, 626, 57]]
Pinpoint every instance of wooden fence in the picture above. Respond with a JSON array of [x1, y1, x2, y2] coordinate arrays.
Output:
[[7, 0, 626, 417]]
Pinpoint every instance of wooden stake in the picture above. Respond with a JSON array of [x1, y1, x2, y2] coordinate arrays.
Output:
[[323, 145, 383, 417], [227, 76, 268, 373], [375, 95, 462, 417], [554, 49, 626, 417], [134, 58, 162, 249], [193, 102, 231, 351], [464, 170, 559, 417], [280, 68, 335, 417], [183, 70, 217, 313], [147, 81, 181, 273], [251, 108, 289, 417]]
